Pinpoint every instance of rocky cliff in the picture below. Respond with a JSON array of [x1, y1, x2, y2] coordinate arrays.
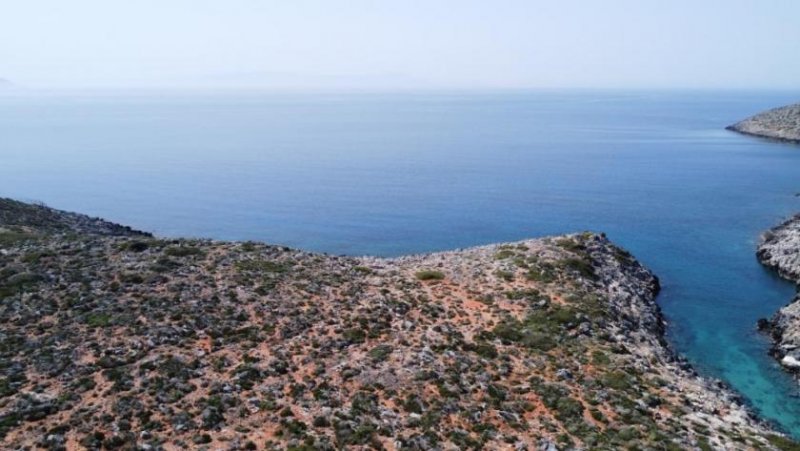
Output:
[[757, 215, 800, 371], [0, 198, 791, 450], [727, 103, 800, 143]]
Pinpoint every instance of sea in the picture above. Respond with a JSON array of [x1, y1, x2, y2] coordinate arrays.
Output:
[[2, 89, 800, 435]]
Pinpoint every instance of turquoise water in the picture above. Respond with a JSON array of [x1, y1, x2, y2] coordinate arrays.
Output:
[[1, 90, 800, 433]]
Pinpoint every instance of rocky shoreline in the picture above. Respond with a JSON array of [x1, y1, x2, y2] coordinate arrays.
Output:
[[729, 103, 800, 378], [0, 198, 793, 450], [726, 103, 800, 143], [757, 215, 800, 371]]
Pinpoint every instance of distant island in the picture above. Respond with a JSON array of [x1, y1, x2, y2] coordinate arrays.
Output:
[[727, 103, 800, 143], [0, 198, 790, 449]]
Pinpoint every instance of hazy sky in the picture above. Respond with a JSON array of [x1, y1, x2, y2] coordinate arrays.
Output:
[[2, 0, 800, 90]]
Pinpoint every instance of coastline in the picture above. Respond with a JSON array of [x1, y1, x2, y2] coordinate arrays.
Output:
[[757, 215, 800, 371], [725, 125, 800, 145], [0, 198, 789, 449], [728, 102, 800, 378]]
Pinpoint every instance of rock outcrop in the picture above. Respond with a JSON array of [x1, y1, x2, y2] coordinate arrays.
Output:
[[757, 215, 800, 371], [727, 103, 800, 143], [0, 198, 791, 450]]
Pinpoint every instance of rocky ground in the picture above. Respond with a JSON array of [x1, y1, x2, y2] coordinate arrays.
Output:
[[0, 198, 794, 450], [727, 103, 800, 143], [757, 214, 800, 372]]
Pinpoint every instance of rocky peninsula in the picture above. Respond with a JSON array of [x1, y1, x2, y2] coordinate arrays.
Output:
[[0, 198, 793, 450], [727, 103, 800, 143], [757, 215, 800, 372]]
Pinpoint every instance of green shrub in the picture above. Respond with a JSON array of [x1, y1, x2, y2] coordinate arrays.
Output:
[[236, 259, 290, 273], [342, 328, 366, 344], [591, 350, 611, 366], [313, 415, 331, 427], [505, 289, 542, 301], [489, 305, 577, 351], [601, 371, 631, 390], [368, 345, 393, 362], [494, 249, 516, 260], [353, 266, 373, 274], [472, 342, 498, 359], [612, 246, 633, 264], [86, 313, 112, 328], [402, 394, 426, 413], [0, 230, 35, 247], [119, 272, 145, 284], [493, 320, 525, 342], [21, 251, 53, 263], [280, 419, 308, 438], [125, 241, 150, 252], [520, 332, 556, 351], [555, 397, 584, 421], [164, 246, 204, 257], [558, 257, 596, 280], [415, 270, 445, 281], [526, 266, 556, 283], [556, 238, 585, 252], [0, 272, 44, 298], [350, 391, 379, 416]]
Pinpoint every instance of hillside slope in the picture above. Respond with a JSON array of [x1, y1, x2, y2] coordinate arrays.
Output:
[[0, 199, 789, 450]]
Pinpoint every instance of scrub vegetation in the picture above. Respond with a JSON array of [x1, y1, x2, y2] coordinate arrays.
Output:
[[0, 198, 791, 450]]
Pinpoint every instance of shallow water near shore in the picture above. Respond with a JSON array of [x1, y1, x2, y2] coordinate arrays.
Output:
[[2, 89, 800, 434]]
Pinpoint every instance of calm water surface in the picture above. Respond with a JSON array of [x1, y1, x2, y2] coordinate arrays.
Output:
[[2, 90, 800, 434]]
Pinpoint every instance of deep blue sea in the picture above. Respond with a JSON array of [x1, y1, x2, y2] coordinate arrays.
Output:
[[2, 90, 800, 434]]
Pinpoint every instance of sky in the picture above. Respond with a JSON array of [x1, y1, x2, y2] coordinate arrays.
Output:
[[2, 0, 800, 90]]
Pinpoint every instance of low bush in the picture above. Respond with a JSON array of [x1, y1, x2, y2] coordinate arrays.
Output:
[[415, 270, 445, 281]]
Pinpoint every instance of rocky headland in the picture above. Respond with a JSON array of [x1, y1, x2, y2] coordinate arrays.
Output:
[[0, 198, 794, 450], [757, 215, 800, 372], [726, 103, 800, 143]]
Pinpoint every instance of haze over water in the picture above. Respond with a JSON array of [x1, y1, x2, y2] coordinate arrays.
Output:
[[2, 90, 800, 434]]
